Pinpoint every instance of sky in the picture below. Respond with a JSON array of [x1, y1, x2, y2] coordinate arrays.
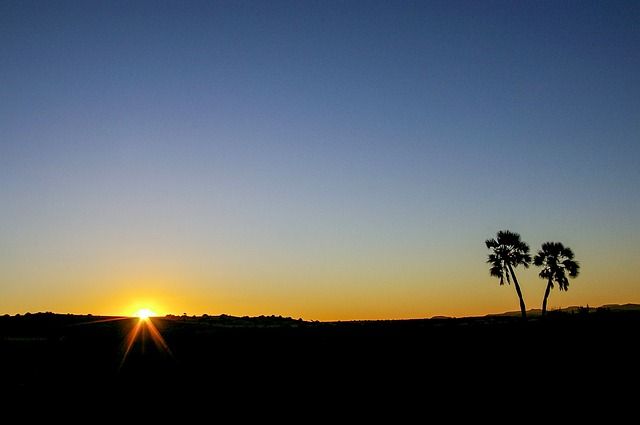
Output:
[[1, 0, 639, 319]]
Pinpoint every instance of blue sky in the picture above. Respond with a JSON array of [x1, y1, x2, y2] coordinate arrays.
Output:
[[1, 1, 639, 318]]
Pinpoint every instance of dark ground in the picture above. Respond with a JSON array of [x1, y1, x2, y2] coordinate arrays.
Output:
[[1, 310, 638, 407]]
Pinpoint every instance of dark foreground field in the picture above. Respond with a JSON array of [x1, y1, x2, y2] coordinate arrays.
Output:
[[1, 310, 639, 404]]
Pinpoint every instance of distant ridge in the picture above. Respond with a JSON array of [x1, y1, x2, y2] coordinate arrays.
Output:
[[4, 303, 639, 322], [600, 303, 640, 311], [487, 303, 640, 317]]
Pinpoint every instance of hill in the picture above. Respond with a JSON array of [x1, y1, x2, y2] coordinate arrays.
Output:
[[487, 302, 640, 317]]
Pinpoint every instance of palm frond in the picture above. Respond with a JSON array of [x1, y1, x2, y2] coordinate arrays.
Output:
[[564, 259, 580, 277], [485, 230, 530, 286], [562, 246, 574, 260], [485, 238, 498, 249], [534, 241, 579, 292], [489, 265, 502, 277], [533, 253, 544, 267]]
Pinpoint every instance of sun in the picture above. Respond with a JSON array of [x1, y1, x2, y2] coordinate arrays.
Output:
[[135, 308, 156, 320]]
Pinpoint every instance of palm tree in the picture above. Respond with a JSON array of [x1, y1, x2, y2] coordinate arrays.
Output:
[[485, 230, 531, 319], [533, 242, 579, 316]]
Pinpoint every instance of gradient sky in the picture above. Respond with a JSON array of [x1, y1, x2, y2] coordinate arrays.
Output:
[[1, 0, 639, 319]]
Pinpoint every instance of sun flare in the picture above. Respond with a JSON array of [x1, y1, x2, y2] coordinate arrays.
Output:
[[135, 308, 156, 320]]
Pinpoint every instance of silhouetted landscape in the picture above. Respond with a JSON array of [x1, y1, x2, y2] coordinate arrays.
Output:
[[2, 305, 638, 397], [3, 2, 639, 410]]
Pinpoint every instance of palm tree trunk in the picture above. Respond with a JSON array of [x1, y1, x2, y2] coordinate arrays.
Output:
[[507, 264, 527, 320], [541, 278, 552, 316]]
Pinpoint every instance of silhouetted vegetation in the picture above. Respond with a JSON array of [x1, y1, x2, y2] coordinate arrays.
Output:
[[533, 242, 580, 316], [2, 306, 638, 398], [485, 230, 531, 319]]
